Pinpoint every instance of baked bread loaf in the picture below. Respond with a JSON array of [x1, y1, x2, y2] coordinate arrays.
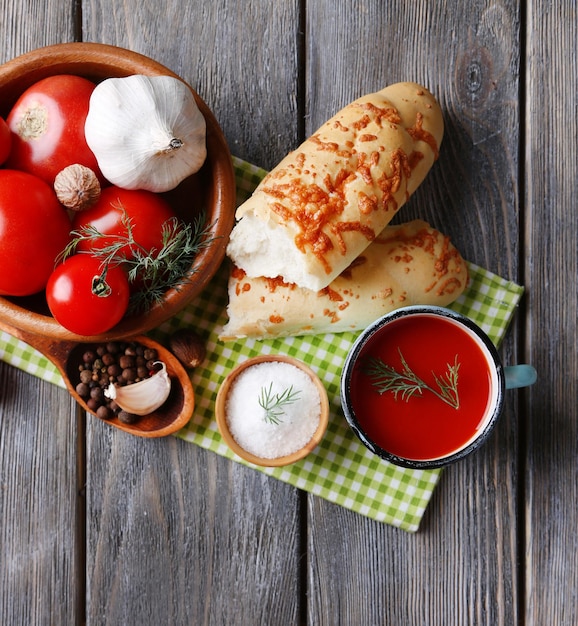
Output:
[[219, 220, 468, 341], [226, 82, 444, 291]]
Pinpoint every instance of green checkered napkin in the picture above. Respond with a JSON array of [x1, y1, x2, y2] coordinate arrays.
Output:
[[0, 156, 524, 532]]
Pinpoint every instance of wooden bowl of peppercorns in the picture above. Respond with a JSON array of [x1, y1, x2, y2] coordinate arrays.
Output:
[[0, 42, 236, 343]]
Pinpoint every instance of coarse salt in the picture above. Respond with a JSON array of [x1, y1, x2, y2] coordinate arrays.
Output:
[[225, 361, 321, 459]]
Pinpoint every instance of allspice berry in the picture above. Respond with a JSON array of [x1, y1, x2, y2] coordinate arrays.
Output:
[[54, 163, 101, 211], [117, 410, 140, 424], [169, 328, 207, 369]]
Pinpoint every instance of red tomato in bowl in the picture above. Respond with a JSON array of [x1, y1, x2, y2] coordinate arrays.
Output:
[[5, 75, 103, 184], [46, 255, 130, 335], [0, 117, 12, 165], [71, 186, 178, 260], [0, 170, 71, 296]]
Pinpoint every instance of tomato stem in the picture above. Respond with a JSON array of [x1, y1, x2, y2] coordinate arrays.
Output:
[[91, 268, 112, 297]]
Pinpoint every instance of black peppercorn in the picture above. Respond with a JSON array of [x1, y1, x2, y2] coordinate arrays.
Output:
[[143, 348, 157, 361], [122, 368, 137, 382], [101, 352, 115, 366], [117, 410, 139, 424], [90, 387, 104, 402], [119, 355, 135, 369], [96, 405, 113, 420], [86, 398, 100, 411], [79, 369, 92, 384], [124, 345, 137, 357], [83, 350, 96, 364], [107, 364, 122, 378], [76, 382, 89, 398]]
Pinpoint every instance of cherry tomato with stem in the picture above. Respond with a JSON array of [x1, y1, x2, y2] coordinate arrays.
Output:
[[46, 255, 130, 336]]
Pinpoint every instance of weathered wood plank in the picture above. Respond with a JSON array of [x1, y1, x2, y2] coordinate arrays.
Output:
[[0, 3, 82, 624], [82, 0, 304, 623], [0, 362, 82, 626], [304, 2, 521, 624], [85, 428, 303, 624], [82, 0, 301, 171], [524, 2, 578, 625]]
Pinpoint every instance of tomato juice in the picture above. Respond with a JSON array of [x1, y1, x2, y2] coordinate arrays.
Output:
[[346, 312, 499, 462]]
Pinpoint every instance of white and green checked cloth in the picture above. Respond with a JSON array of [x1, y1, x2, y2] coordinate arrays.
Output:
[[0, 156, 524, 532]]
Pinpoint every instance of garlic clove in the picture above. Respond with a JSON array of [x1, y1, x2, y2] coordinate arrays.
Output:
[[105, 362, 171, 416], [84, 74, 207, 193]]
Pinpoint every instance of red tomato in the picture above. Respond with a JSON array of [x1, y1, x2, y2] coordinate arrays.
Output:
[[0, 170, 71, 296], [0, 117, 11, 165], [71, 186, 177, 259], [46, 255, 130, 335], [6, 75, 103, 184]]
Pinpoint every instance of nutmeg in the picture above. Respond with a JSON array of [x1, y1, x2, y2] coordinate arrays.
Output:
[[169, 329, 206, 369], [54, 163, 101, 211]]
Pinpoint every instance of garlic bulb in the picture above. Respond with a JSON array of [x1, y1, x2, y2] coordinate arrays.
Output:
[[105, 362, 171, 415], [85, 74, 207, 193]]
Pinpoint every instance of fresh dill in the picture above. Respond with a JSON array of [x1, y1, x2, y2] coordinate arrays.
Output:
[[58, 207, 215, 313], [364, 349, 461, 409], [258, 383, 302, 425]]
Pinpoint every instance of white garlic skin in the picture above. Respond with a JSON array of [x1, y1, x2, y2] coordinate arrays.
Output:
[[105, 362, 172, 416], [85, 74, 207, 193]]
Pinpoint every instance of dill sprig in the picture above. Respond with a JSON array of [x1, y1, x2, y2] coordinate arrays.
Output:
[[364, 349, 461, 409], [59, 208, 215, 314], [258, 383, 302, 425]]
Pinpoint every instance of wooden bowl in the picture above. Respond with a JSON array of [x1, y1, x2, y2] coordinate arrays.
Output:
[[215, 355, 329, 467], [0, 42, 236, 342]]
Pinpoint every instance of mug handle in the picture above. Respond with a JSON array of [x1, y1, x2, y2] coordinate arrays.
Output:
[[504, 365, 537, 389]]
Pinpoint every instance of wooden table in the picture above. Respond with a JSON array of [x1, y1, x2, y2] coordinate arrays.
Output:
[[1, 2, 575, 624]]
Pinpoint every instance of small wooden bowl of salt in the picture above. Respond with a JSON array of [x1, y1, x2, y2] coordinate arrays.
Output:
[[215, 355, 329, 467]]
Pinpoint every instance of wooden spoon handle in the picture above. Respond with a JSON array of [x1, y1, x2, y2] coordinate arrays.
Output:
[[0, 317, 195, 438], [0, 316, 76, 377]]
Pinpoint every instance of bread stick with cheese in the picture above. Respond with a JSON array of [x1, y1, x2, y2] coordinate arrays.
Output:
[[226, 82, 444, 291], [219, 220, 467, 341]]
